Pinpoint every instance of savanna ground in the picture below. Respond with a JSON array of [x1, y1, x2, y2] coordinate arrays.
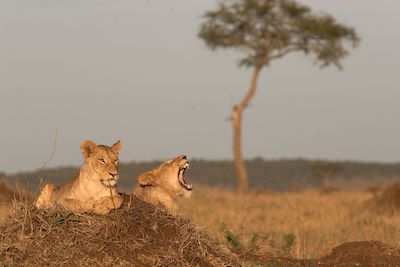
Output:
[[179, 185, 400, 259], [1, 180, 400, 266]]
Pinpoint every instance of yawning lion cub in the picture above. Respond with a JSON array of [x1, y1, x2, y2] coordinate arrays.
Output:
[[35, 140, 123, 215], [133, 155, 192, 215]]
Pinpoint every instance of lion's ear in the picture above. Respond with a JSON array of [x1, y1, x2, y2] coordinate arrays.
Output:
[[111, 140, 122, 155], [138, 172, 154, 186], [81, 140, 97, 159]]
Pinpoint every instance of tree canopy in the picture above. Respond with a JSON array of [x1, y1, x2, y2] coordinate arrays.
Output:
[[198, 0, 360, 69]]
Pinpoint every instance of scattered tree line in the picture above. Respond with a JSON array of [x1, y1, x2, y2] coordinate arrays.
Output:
[[2, 158, 399, 193]]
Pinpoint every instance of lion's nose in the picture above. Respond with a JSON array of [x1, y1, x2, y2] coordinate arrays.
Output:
[[109, 172, 118, 178]]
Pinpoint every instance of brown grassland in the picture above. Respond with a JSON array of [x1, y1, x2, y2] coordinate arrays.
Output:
[[179, 185, 400, 259], [1, 181, 400, 266]]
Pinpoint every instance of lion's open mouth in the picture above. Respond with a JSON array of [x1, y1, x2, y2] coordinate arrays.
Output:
[[178, 162, 192, 190]]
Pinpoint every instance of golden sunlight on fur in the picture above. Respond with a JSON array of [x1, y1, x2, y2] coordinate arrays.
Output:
[[133, 155, 192, 215], [35, 140, 123, 215]]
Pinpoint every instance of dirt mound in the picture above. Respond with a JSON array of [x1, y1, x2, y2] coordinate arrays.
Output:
[[369, 182, 400, 215], [0, 194, 239, 267], [240, 241, 400, 266], [319, 241, 400, 266]]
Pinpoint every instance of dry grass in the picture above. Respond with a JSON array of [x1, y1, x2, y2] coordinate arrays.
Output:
[[368, 182, 400, 215], [180, 185, 400, 259], [2, 184, 400, 266]]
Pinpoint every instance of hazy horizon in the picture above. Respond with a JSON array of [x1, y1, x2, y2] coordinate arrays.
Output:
[[1, 0, 400, 174]]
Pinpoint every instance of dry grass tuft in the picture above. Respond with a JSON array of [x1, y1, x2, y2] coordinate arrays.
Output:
[[0, 193, 239, 267], [369, 182, 400, 215]]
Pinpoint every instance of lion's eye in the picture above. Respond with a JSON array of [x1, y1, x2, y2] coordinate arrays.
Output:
[[98, 159, 106, 164]]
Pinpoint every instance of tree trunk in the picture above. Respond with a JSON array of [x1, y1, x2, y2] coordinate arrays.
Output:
[[231, 65, 262, 194]]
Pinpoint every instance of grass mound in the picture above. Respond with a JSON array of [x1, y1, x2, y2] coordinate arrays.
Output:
[[369, 181, 400, 215], [0, 193, 239, 266]]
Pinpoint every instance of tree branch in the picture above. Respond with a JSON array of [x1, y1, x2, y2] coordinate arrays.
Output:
[[268, 45, 300, 60]]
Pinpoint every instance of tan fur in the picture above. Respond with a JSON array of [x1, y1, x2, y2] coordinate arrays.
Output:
[[35, 140, 123, 215], [133, 155, 192, 215]]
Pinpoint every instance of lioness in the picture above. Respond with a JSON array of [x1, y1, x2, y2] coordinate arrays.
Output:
[[133, 155, 192, 215], [35, 140, 123, 215]]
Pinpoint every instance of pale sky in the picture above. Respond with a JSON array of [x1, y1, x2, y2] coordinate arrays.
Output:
[[1, 0, 399, 174]]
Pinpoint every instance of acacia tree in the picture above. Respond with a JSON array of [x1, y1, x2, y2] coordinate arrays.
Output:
[[198, 0, 359, 194]]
